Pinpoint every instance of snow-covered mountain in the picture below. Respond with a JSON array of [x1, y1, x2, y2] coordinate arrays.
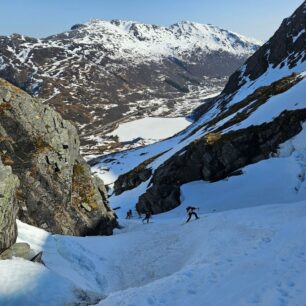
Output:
[[0, 20, 260, 151], [65, 20, 259, 60]]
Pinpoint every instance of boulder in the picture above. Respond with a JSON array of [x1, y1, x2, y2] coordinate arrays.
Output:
[[0, 242, 35, 260], [0, 79, 117, 236]]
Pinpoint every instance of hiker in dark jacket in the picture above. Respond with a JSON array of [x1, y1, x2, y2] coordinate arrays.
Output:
[[186, 206, 199, 223], [126, 209, 132, 219], [142, 211, 152, 223]]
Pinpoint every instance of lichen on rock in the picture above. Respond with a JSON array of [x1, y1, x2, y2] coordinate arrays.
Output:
[[0, 158, 19, 253]]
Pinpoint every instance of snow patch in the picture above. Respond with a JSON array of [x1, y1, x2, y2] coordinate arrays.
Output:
[[292, 29, 305, 43], [108, 117, 191, 142], [0, 258, 84, 306]]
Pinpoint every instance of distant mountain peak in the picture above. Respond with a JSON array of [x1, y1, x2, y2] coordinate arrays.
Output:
[[64, 18, 260, 59]]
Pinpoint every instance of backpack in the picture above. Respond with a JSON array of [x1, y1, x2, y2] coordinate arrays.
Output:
[[187, 206, 196, 213]]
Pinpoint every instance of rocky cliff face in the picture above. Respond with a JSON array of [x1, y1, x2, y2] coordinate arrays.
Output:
[[0, 21, 259, 150], [223, 1, 306, 95], [0, 79, 117, 235], [0, 159, 19, 253]]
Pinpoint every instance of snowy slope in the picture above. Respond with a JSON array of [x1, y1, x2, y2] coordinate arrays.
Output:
[[0, 259, 86, 306], [2, 200, 306, 306], [221, 0, 306, 104], [94, 118, 306, 220], [3, 122, 306, 304], [222, 53, 306, 110]]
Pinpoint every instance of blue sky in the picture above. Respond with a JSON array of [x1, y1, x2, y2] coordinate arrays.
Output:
[[0, 0, 304, 40]]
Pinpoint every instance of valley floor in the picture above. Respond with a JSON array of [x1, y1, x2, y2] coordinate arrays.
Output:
[[1, 201, 306, 306]]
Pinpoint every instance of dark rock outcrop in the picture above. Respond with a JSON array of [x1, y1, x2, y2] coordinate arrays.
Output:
[[137, 109, 306, 213], [0, 79, 117, 235], [0, 158, 19, 253], [114, 167, 152, 196], [113, 153, 167, 195]]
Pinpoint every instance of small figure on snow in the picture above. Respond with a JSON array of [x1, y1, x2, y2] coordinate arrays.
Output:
[[186, 206, 199, 223], [126, 209, 133, 219], [142, 211, 152, 224]]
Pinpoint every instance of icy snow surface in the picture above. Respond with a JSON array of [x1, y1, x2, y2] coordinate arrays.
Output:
[[0, 259, 80, 306]]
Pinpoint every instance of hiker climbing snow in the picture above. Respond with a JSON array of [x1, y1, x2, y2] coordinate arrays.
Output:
[[126, 209, 132, 219], [186, 206, 199, 223], [142, 211, 152, 224]]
